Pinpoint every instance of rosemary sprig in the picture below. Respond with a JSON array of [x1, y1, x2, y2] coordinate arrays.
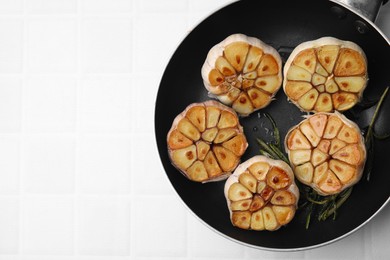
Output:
[[365, 86, 389, 144], [257, 113, 289, 164], [255, 86, 389, 229], [364, 86, 389, 181]]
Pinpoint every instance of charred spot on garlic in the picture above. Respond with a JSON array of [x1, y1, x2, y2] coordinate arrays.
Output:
[[202, 34, 283, 116], [283, 37, 368, 113], [224, 156, 299, 231], [284, 112, 366, 195], [167, 100, 248, 183]]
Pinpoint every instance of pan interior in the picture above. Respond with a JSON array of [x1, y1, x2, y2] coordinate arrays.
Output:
[[155, 0, 390, 250]]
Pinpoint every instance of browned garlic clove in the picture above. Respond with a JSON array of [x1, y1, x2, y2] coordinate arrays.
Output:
[[283, 37, 368, 113], [224, 156, 299, 231], [202, 34, 282, 116], [284, 112, 366, 195], [167, 100, 248, 183]]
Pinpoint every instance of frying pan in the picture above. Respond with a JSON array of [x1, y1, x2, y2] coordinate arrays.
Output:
[[155, 0, 390, 250]]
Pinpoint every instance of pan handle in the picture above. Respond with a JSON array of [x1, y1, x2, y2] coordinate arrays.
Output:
[[333, 0, 387, 22]]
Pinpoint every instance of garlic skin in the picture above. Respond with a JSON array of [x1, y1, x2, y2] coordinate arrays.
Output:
[[224, 156, 299, 231], [167, 100, 248, 183], [201, 34, 283, 116], [283, 37, 368, 113], [284, 112, 366, 196]]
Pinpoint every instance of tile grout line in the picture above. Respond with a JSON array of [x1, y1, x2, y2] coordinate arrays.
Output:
[[17, 0, 28, 255], [73, 0, 82, 256], [129, 0, 137, 257]]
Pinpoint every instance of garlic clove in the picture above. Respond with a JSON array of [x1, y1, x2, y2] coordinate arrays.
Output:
[[224, 41, 250, 72], [293, 48, 317, 74], [187, 160, 208, 182], [283, 37, 367, 113], [168, 129, 193, 150], [285, 112, 366, 195], [224, 156, 299, 231], [167, 101, 247, 182], [334, 48, 366, 76], [202, 34, 282, 116]]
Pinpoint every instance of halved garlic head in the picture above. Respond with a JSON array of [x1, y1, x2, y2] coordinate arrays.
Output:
[[283, 37, 368, 113], [224, 156, 299, 231], [167, 100, 248, 183], [201, 34, 283, 116], [284, 112, 366, 196]]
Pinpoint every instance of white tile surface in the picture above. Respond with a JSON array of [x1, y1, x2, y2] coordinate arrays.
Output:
[[0, 77, 22, 132], [26, 18, 77, 73], [78, 197, 130, 256], [133, 13, 188, 73], [81, 0, 132, 14], [22, 197, 74, 255], [131, 133, 172, 195], [26, 0, 77, 14], [133, 196, 187, 257], [78, 136, 131, 194], [132, 74, 160, 134], [0, 0, 387, 259], [0, 135, 20, 194], [0, 0, 23, 14], [24, 77, 77, 133], [0, 19, 23, 73], [81, 18, 132, 73], [22, 136, 75, 193], [188, 214, 245, 258], [0, 197, 19, 254], [80, 76, 132, 133], [136, 0, 188, 13]]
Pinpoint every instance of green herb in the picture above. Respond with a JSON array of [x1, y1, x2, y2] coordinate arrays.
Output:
[[256, 87, 389, 229], [256, 113, 289, 164], [363, 86, 389, 181]]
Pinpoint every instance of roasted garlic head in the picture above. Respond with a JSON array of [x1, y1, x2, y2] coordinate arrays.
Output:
[[285, 112, 366, 195], [224, 156, 299, 231], [202, 34, 282, 116], [283, 37, 368, 112], [167, 100, 248, 182]]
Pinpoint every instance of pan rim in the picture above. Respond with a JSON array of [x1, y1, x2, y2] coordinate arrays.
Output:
[[154, 0, 390, 252], [329, 0, 390, 44]]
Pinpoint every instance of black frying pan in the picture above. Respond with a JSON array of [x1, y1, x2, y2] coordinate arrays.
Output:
[[155, 0, 390, 250]]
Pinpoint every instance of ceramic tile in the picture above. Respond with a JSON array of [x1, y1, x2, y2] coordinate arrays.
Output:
[[133, 196, 187, 257], [80, 76, 132, 133], [81, 0, 132, 14], [26, 0, 76, 14], [82, 18, 132, 73], [188, 213, 244, 258], [133, 14, 188, 73], [0, 0, 23, 13], [78, 197, 131, 256], [188, 0, 232, 12], [24, 77, 77, 133], [26, 18, 77, 73], [0, 135, 19, 194], [78, 136, 131, 194], [131, 74, 160, 134], [0, 19, 23, 73], [136, 0, 188, 13], [0, 77, 22, 133], [131, 133, 173, 195], [22, 197, 74, 255], [22, 136, 75, 193], [246, 247, 305, 259], [0, 197, 19, 254]]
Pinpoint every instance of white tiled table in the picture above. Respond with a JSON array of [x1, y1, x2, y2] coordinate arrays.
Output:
[[0, 0, 388, 259]]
